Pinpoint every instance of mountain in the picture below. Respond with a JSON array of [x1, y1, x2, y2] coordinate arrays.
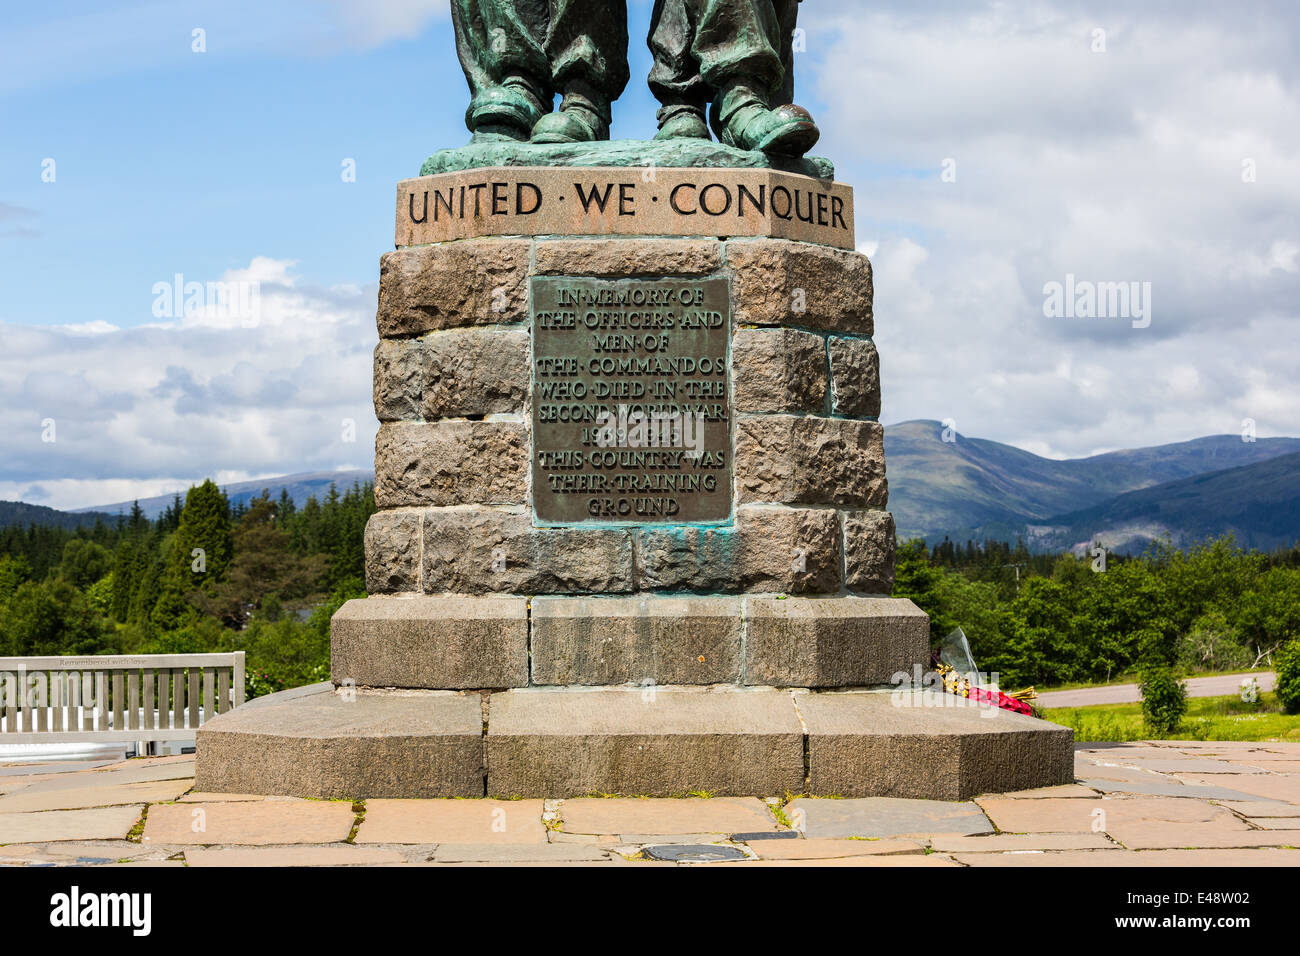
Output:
[[884, 420, 1300, 553], [1034, 451, 1300, 554], [76, 469, 374, 520], [0, 500, 119, 530]]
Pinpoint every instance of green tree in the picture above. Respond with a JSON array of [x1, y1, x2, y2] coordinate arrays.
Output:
[[1140, 663, 1188, 735], [58, 538, 112, 588], [1274, 638, 1300, 715]]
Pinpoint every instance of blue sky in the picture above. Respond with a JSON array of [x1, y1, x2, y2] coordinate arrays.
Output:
[[2, 0, 1298, 509]]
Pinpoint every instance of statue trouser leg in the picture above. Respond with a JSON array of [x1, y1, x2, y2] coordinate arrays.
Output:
[[531, 0, 629, 142], [647, 0, 711, 140], [650, 0, 818, 155], [452, 0, 552, 141]]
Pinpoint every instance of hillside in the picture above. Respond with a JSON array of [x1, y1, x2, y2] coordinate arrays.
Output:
[[76, 470, 374, 520], [0, 500, 118, 530], [884, 420, 1300, 547], [1036, 450, 1300, 554]]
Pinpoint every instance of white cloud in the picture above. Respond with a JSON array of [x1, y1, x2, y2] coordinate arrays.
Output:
[[802, 0, 1300, 456], [0, 258, 376, 511]]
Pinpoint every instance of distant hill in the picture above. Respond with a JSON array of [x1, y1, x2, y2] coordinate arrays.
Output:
[[0, 500, 118, 530], [76, 470, 374, 520], [1034, 451, 1300, 554], [885, 420, 1300, 553]]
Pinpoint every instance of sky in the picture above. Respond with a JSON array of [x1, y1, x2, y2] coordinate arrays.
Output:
[[1, 0, 1297, 510]]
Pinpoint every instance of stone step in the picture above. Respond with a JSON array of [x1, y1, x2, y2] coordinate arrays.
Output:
[[330, 594, 930, 690], [195, 685, 1073, 801]]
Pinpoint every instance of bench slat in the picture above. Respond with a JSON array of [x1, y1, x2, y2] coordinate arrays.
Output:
[[143, 670, 155, 730], [172, 670, 185, 730], [111, 672, 124, 732], [217, 669, 230, 714], [188, 669, 200, 729], [51, 671, 64, 733], [202, 669, 215, 725], [127, 671, 140, 731]]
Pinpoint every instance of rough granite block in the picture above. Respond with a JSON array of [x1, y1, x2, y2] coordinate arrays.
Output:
[[194, 686, 484, 799], [331, 596, 528, 689], [374, 421, 527, 508], [800, 691, 1076, 800], [531, 595, 742, 685], [486, 687, 804, 797], [743, 596, 929, 687]]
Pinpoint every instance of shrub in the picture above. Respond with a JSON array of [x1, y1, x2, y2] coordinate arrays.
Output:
[[1140, 663, 1188, 735], [1276, 638, 1300, 716]]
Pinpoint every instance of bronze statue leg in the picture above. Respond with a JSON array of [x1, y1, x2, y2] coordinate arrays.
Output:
[[532, 0, 629, 142], [452, 0, 553, 141], [647, 0, 818, 155]]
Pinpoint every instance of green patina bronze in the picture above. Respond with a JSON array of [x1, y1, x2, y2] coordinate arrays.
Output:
[[445, 0, 822, 162], [419, 138, 834, 180]]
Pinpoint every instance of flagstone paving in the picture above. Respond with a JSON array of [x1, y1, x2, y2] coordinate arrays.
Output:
[[0, 741, 1297, 866]]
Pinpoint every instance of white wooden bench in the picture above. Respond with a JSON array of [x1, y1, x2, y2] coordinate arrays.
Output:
[[0, 653, 245, 745]]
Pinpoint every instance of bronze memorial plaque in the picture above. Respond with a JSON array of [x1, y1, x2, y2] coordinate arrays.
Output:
[[531, 275, 732, 525]]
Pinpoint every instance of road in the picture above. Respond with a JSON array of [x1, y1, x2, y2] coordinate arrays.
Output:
[[1037, 671, 1276, 709]]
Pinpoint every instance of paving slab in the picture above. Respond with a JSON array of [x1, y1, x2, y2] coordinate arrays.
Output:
[[975, 795, 1235, 834], [1078, 777, 1264, 801], [1105, 820, 1290, 850], [1174, 773, 1300, 803], [719, 854, 961, 867], [177, 792, 268, 802], [1102, 757, 1265, 774], [560, 797, 776, 835], [1215, 799, 1300, 818], [487, 687, 803, 797], [750, 838, 924, 859], [954, 849, 1138, 867], [1112, 822, 1300, 853], [195, 687, 484, 799], [0, 760, 117, 776], [1232, 764, 1300, 780], [0, 806, 143, 843], [184, 846, 407, 866], [929, 833, 1117, 853], [142, 799, 356, 845], [0, 779, 191, 813], [432, 843, 610, 863], [16, 762, 195, 792], [355, 799, 548, 844], [28, 841, 161, 861], [785, 797, 993, 838], [995, 784, 1100, 799]]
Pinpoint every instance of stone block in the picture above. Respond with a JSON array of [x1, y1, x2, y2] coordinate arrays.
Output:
[[828, 335, 881, 418], [194, 685, 484, 799], [396, 169, 855, 248], [422, 508, 633, 595], [731, 328, 828, 414], [377, 239, 530, 336], [844, 510, 897, 594], [331, 596, 528, 689], [530, 596, 742, 685], [800, 691, 1075, 800], [372, 339, 424, 421], [534, 238, 723, 276], [727, 239, 872, 333], [424, 328, 530, 418], [374, 421, 526, 508], [634, 506, 841, 593], [735, 416, 886, 507], [364, 510, 421, 594], [743, 597, 929, 687], [486, 687, 804, 797]]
